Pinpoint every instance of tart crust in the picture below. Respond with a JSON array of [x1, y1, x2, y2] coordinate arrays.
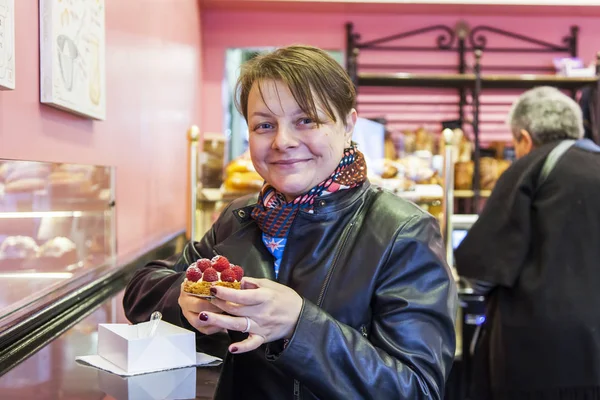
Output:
[[183, 279, 241, 295]]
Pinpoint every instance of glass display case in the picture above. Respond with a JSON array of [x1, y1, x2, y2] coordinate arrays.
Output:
[[0, 159, 116, 322]]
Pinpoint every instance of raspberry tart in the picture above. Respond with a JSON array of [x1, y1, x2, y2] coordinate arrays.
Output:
[[183, 255, 244, 296]]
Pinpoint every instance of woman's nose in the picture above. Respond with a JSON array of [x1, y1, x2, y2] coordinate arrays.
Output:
[[272, 126, 298, 150]]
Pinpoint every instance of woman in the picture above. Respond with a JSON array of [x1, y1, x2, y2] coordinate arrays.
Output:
[[455, 86, 600, 399], [124, 45, 457, 400]]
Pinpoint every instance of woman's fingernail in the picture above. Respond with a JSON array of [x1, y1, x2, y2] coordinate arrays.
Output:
[[199, 312, 208, 321], [230, 347, 238, 353], [210, 287, 217, 296]]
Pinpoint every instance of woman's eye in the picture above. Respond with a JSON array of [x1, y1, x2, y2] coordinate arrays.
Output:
[[254, 123, 274, 131], [298, 118, 314, 126]]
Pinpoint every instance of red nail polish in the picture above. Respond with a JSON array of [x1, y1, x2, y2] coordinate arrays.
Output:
[[199, 312, 208, 321], [210, 287, 217, 296], [230, 347, 238, 353]]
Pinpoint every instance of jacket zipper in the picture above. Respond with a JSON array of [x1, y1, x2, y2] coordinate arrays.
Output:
[[316, 221, 355, 307], [360, 324, 368, 338], [290, 221, 354, 400], [211, 220, 355, 399]]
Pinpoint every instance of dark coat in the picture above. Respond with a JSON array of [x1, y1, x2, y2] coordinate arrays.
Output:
[[124, 183, 457, 400], [456, 139, 600, 399]]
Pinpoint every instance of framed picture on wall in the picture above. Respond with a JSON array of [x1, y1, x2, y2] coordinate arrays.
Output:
[[39, 0, 106, 120], [0, 0, 15, 90]]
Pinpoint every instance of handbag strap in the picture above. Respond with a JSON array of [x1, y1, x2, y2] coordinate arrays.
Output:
[[537, 140, 576, 188], [537, 138, 600, 188]]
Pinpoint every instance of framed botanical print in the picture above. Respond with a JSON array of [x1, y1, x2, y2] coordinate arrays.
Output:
[[39, 0, 106, 120], [0, 0, 15, 90]]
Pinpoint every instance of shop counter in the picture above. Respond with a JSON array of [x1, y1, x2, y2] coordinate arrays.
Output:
[[0, 290, 222, 400], [0, 288, 471, 400]]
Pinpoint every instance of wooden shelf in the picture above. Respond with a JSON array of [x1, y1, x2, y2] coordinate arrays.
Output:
[[358, 73, 598, 90], [454, 190, 492, 198]]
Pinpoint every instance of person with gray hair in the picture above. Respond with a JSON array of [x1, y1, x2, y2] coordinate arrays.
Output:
[[509, 86, 584, 157], [455, 86, 600, 399]]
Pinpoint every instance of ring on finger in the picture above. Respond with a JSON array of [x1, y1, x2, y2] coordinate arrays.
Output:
[[242, 316, 251, 333]]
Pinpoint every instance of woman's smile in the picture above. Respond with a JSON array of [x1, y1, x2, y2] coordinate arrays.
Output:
[[269, 158, 312, 170]]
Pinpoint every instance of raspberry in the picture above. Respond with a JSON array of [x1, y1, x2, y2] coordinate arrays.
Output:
[[231, 265, 244, 282], [211, 255, 230, 272], [185, 265, 202, 282], [220, 269, 236, 283], [197, 258, 212, 272], [202, 267, 218, 282]]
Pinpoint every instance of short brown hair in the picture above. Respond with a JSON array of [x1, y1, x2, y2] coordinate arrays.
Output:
[[235, 45, 356, 126]]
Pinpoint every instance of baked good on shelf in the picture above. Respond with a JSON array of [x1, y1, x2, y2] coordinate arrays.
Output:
[[398, 155, 435, 183], [48, 171, 94, 197], [183, 255, 244, 296], [480, 157, 512, 190], [47, 164, 99, 198], [454, 157, 512, 191], [38, 236, 77, 258], [0, 162, 10, 182], [4, 178, 47, 193], [414, 127, 435, 154], [223, 171, 263, 193], [2, 162, 51, 184], [222, 152, 264, 194], [0, 236, 39, 259], [225, 157, 254, 176], [480, 157, 499, 190], [454, 161, 474, 190], [0, 161, 51, 193], [497, 159, 511, 177], [419, 172, 443, 186], [37, 236, 79, 268], [381, 164, 398, 179]]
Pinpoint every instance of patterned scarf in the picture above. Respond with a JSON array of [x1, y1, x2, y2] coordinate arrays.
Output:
[[251, 146, 368, 278]]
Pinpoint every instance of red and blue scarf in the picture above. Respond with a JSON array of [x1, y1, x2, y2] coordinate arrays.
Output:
[[251, 146, 367, 278]]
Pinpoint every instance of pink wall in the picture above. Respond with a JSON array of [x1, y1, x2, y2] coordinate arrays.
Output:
[[0, 1, 202, 256], [201, 9, 600, 144]]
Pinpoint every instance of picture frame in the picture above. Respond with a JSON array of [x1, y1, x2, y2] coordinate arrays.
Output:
[[0, 0, 15, 90], [39, 0, 106, 120]]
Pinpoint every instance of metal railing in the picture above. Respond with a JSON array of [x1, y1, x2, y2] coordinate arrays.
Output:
[[187, 125, 200, 242]]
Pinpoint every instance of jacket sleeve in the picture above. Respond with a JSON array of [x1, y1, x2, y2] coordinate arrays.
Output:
[[267, 214, 458, 400], [122, 205, 235, 356]]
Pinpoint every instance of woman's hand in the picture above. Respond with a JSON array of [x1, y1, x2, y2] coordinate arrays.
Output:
[[178, 283, 226, 335], [198, 277, 303, 354]]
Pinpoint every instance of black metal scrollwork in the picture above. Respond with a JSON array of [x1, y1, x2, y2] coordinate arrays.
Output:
[[358, 24, 457, 51], [435, 26, 456, 50], [468, 25, 574, 53]]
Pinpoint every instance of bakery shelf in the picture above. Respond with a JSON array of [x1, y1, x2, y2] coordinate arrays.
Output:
[[454, 190, 492, 198], [347, 22, 600, 214], [0, 210, 107, 219]]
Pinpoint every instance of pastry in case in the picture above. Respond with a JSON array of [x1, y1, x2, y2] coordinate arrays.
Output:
[[0, 235, 39, 260], [37, 236, 78, 269], [0, 235, 79, 271], [0, 161, 51, 193], [183, 255, 244, 296]]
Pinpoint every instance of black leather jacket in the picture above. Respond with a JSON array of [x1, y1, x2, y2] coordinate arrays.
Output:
[[123, 183, 458, 399]]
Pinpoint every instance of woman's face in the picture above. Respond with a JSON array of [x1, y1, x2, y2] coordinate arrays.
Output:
[[247, 79, 356, 201]]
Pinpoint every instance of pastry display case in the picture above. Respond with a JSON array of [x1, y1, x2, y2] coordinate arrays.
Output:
[[0, 158, 116, 322]]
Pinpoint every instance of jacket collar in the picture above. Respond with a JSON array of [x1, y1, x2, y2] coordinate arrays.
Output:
[[231, 180, 372, 224]]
